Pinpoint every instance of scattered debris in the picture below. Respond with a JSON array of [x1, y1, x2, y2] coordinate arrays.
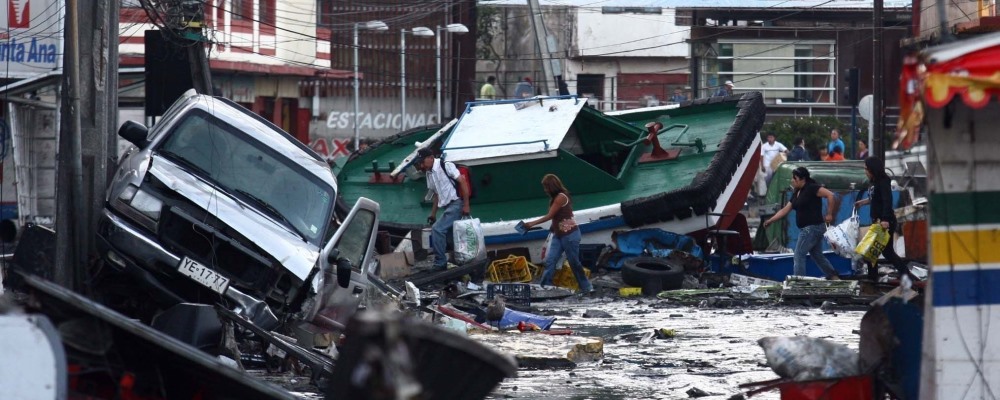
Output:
[[654, 328, 678, 339], [757, 336, 859, 381], [583, 309, 613, 319]]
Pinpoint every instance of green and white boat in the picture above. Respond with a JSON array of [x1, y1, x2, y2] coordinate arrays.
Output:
[[334, 93, 766, 260]]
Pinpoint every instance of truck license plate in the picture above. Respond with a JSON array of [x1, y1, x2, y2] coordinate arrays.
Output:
[[178, 257, 230, 294]]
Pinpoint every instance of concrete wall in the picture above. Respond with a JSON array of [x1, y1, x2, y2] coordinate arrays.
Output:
[[307, 96, 438, 160], [920, 0, 989, 40], [475, 5, 690, 109], [574, 9, 689, 58]]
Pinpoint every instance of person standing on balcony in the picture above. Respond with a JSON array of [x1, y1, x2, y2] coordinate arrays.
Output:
[[669, 88, 688, 103], [714, 80, 734, 97]]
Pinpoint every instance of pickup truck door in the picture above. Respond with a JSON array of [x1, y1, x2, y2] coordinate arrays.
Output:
[[307, 197, 380, 333]]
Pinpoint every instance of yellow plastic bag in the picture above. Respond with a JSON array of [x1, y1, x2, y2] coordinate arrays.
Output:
[[855, 223, 890, 262]]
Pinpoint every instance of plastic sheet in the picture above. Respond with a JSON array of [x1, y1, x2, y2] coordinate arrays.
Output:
[[498, 308, 556, 331], [758, 336, 859, 381]]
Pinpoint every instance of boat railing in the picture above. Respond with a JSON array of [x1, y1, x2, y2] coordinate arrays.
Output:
[[611, 124, 689, 148], [442, 139, 550, 153], [464, 95, 582, 109]]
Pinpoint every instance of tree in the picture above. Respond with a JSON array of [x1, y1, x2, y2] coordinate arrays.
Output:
[[763, 116, 870, 160], [477, 5, 506, 97]]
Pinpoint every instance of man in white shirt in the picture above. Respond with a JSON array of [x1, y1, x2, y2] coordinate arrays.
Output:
[[760, 133, 787, 185], [416, 148, 471, 270]]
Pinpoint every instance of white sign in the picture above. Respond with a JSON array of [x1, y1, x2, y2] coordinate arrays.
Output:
[[0, 0, 64, 78], [325, 111, 439, 132]]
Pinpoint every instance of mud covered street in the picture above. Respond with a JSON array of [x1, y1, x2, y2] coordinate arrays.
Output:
[[486, 295, 864, 400]]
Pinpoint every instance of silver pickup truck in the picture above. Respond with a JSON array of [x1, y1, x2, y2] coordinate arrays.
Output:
[[96, 90, 379, 333]]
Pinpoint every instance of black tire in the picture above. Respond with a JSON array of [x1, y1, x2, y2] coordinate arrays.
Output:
[[620, 256, 685, 293]]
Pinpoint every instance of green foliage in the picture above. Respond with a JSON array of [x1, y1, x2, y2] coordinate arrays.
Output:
[[762, 116, 869, 160], [476, 6, 501, 61]]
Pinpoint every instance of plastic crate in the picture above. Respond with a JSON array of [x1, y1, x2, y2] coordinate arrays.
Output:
[[486, 255, 532, 283], [527, 261, 542, 281], [552, 261, 591, 291], [486, 283, 531, 307]]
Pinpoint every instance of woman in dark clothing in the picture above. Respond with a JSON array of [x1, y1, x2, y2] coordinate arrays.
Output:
[[763, 167, 840, 279], [522, 174, 594, 293], [855, 156, 914, 281]]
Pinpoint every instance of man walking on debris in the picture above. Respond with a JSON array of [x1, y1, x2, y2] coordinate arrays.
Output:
[[417, 148, 471, 271]]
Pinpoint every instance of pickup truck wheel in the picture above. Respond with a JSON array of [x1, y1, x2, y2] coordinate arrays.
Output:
[[620, 257, 685, 292]]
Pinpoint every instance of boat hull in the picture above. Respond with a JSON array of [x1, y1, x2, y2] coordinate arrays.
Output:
[[484, 131, 762, 262], [337, 93, 767, 263]]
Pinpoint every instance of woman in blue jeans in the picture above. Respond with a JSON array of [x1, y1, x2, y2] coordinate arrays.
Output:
[[522, 174, 594, 293], [762, 167, 840, 279]]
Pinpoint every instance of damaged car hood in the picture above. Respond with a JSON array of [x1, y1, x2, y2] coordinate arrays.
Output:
[[149, 155, 321, 286]]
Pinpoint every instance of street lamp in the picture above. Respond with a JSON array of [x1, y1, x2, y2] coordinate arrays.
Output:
[[436, 23, 468, 123], [401, 27, 434, 131], [354, 20, 388, 151]]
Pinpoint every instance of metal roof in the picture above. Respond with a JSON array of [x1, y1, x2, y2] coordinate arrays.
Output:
[[441, 96, 589, 165]]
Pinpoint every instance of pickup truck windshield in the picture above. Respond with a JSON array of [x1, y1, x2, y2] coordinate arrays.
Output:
[[158, 111, 333, 244]]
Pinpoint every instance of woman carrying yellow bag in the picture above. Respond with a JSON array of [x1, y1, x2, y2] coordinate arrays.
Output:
[[856, 223, 890, 263], [854, 156, 918, 282]]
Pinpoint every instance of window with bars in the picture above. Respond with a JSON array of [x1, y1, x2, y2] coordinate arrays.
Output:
[[700, 40, 835, 104]]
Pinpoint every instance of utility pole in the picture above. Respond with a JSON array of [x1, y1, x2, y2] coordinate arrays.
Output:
[[56, 0, 119, 289], [179, 0, 212, 94], [872, 0, 885, 160]]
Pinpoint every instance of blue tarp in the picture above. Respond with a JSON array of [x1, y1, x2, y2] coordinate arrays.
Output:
[[498, 308, 556, 331], [709, 251, 855, 281], [605, 228, 703, 270]]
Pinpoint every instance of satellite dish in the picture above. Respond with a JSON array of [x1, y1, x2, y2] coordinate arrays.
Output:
[[858, 95, 873, 121]]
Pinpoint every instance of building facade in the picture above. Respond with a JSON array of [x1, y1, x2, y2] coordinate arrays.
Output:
[[119, 0, 476, 160]]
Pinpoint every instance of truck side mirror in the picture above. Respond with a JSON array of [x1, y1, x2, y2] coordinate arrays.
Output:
[[335, 258, 352, 288], [327, 248, 352, 288], [118, 121, 150, 148]]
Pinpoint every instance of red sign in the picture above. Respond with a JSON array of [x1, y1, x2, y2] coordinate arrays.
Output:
[[8, 0, 30, 28]]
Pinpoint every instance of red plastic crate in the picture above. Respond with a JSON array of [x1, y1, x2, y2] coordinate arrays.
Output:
[[778, 375, 873, 400]]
